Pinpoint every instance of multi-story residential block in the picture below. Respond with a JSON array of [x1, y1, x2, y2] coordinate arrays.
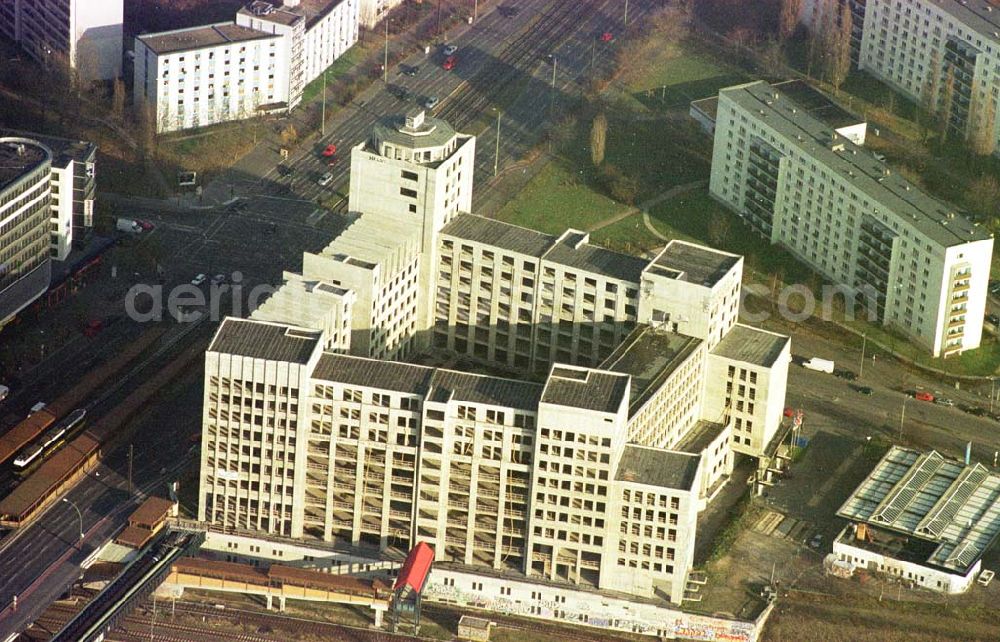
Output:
[[710, 80, 993, 357], [358, 0, 405, 29], [802, 0, 1000, 150], [0, 138, 53, 326], [0, 0, 123, 81], [135, 0, 359, 133], [0, 130, 97, 261], [197, 109, 792, 607]]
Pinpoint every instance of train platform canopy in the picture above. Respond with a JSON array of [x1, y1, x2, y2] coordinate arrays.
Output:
[[128, 496, 175, 530], [0, 433, 99, 522], [837, 446, 1000, 574], [115, 525, 154, 550], [394, 542, 435, 593]]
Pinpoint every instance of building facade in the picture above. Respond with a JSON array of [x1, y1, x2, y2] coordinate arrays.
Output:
[[0, 0, 123, 81], [135, 0, 359, 133], [709, 80, 993, 357], [197, 111, 791, 606], [802, 0, 1000, 151], [357, 0, 405, 29], [0, 138, 53, 326]]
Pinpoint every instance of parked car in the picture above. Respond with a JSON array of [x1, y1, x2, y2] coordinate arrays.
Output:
[[211, 274, 226, 285], [276, 164, 293, 177], [934, 397, 955, 407], [808, 534, 823, 549], [783, 407, 795, 418], [321, 144, 337, 158], [423, 95, 440, 110], [317, 172, 334, 187], [914, 391, 935, 402], [853, 386, 874, 396], [963, 405, 989, 417], [190, 273, 207, 286], [442, 55, 457, 71], [600, 31, 614, 42], [443, 44, 458, 56], [401, 64, 419, 77], [137, 220, 155, 231], [388, 84, 412, 101], [988, 313, 1000, 326], [498, 5, 520, 17], [834, 369, 857, 381]]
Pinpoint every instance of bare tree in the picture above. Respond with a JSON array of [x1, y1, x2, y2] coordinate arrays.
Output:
[[279, 124, 299, 146], [139, 102, 159, 161], [590, 112, 607, 167], [827, 0, 853, 91], [967, 174, 1000, 218], [112, 78, 127, 124], [779, 0, 803, 43], [708, 211, 732, 247], [939, 66, 956, 144], [919, 49, 942, 141], [968, 90, 997, 156]]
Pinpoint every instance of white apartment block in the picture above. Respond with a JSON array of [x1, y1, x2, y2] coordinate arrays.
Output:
[[0, 0, 123, 82], [197, 110, 792, 607], [710, 80, 993, 357], [358, 0, 405, 29], [135, 0, 359, 133], [802, 0, 1000, 150], [0, 139, 53, 326]]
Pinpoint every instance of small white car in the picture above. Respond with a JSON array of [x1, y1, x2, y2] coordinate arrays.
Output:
[[317, 172, 334, 187], [443, 44, 458, 56], [191, 273, 207, 286], [424, 96, 440, 110]]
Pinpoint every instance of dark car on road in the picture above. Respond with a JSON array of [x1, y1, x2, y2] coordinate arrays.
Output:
[[401, 64, 419, 77], [988, 313, 1000, 326], [388, 84, 412, 101], [276, 164, 293, 177], [853, 385, 874, 396]]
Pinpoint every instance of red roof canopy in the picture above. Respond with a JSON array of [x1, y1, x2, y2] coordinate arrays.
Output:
[[394, 542, 434, 593]]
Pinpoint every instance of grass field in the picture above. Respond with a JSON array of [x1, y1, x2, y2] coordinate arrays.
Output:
[[301, 44, 371, 105], [627, 51, 748, 111], [496, 162, 628, 235]]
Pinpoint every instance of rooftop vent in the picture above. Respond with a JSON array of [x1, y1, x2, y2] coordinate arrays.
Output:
[[250, 0, 274, 15], [13, 143, 25, 156]]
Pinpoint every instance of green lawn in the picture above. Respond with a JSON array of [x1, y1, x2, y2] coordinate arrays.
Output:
[[301, 44, 370, 104], [628, 52, 747, 110], [496, 162, 628, 235], [590, 213, 663, 254]]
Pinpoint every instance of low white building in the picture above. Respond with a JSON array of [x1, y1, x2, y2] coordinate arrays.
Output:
[[0, 0, 123, 82], [834, 446, 1000, 594], [135, 0, 360, 133]]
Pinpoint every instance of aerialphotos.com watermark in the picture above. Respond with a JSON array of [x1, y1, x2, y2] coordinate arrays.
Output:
[[125, 271, 277, 323], [124, 271, 885, 326]]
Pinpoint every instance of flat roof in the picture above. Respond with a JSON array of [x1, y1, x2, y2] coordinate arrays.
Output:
[[721, 81, 991, 247], [372, 114, 463, 152], [138, 22, 278, 55], [0, 130, 95, 168], [543, 231, 648, 283], [115, 525, 154, 549], [0, 138, 49, 191], [541, 366, 629, 414], [600, 325, 702, 415], [934, 0, 1000, 37], [711, 324, 789, 367], [647, 240, 740, 288], [616, 444, 700, 491], [429, 369, 542, 411], [837, 446, 1000, 574], [675, 419, 729, 454], [208, 318, 322, 364], [441, 215, 647, 283], [692, 80, 863, 132], [441, 215, 553, 258]]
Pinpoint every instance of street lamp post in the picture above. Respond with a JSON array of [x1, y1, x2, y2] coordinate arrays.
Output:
[[493, 110, 501, 177], [62, 498, 83, 545], [899, 396, 908, 440], [473, 0, 478, 22], [991, 377, 996, 414], [859, 333, 867, 379], [624, 0, 629, 27], [383, 18, 390, 84]]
